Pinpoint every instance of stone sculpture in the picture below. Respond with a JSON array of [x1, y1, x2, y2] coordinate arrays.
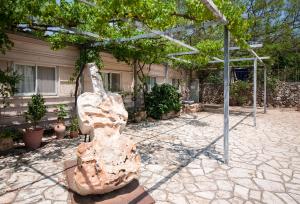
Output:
[[73, 63, 140, 196]]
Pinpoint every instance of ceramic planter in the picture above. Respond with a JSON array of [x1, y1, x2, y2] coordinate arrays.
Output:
[[23, 128, 44, 149], [54, 123, 66, 139]]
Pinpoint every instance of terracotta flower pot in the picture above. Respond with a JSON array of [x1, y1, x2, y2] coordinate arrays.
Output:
[[0, 137, 14, 151], [23, 128, 44, 149], [69, 131, 79, 138], [54, 123, 66, 139]]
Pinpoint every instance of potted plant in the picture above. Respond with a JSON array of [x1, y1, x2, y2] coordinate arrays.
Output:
[[0, 129, 14, 151], [69, 117, 79, 138], [23, 94, 46, 149], [54, 104, 67, 139]]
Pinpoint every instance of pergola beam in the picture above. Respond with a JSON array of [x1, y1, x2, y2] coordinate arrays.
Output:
[[209, 56, 270, 63], [221, 43, 263, 51], [248, 49, 264, 63], [201, 0, 228, 24]]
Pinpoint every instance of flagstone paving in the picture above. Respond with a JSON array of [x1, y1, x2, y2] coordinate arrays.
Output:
[[0, 108, 299, 204]]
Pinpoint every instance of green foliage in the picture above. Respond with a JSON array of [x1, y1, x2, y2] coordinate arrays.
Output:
[[0, 128, 22, 140], [0, 69, 20, 109], [0, 0, 249, 68], [69, 117, 79, 132], [240, 0, 300, 77], [205, 72, 223, 84], [24, 94, 47, 128], [145, 83, 181, 119], [56, 104, 67, 122], [230, 80, 252, 106], [71, 46, 103, 81]]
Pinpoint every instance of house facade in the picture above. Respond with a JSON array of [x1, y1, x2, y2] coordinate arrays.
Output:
[[0, 33, 197, 127]]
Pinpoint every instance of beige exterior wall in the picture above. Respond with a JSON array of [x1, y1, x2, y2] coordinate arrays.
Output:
[[0, 33, 197, 127], [0, 33, 78, 127]]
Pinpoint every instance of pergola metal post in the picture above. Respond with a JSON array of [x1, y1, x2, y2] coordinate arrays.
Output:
[[223, 26, 230, 164], [253, 58, 257, 126], [264, 66, 267, 113]]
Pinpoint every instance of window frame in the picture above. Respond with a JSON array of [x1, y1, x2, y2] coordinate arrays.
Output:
[[101, 70, 122, 93], [14, 63, 58, 96], [147, 76, 157, 91]]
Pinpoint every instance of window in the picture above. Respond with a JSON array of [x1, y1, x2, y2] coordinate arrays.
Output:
[[15, 64, 57, 95], [15, 65, 36, 94], [102, 72, 121, 92], [147, 76, 156, 91], [172, 78, 180, 89]]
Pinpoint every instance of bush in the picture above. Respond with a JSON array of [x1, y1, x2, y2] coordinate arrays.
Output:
[[0, 128, 22, 141], [69, 117, 79, 132], [24, 94, 47, 128], [230, 80, 252, 106], [145, 84, 181, 119], [56, 104, 67, 122]]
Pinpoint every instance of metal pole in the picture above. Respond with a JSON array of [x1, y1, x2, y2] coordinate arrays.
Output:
[[223, 26, 230, 164], [264, 66, 267, 113], [253, 58, 257, 126]]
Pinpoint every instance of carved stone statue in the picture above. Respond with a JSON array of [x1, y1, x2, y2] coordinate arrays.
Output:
[[73, 63, 141, 196]]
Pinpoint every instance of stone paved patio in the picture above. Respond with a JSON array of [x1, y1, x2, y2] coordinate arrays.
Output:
[[0, 108, 300, 204]]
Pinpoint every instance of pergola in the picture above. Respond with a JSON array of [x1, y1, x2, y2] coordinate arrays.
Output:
[[79, 0, 269, 164]]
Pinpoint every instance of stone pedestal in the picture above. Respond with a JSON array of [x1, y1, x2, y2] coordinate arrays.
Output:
[[64, 160, 154, 204]]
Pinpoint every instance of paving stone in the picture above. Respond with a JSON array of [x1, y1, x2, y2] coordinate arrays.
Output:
[[195, 181, 218, 191], [150, 189, 167, 201], [276, 193, 298, 204], [44, 185, 68, 201], [263, 172, 283, 182], [234, 184, 249, 200], [232, 178, 259, 190], [0, 191, 17, 204], [228, 168, 255, 178], [254, 178, 285, 192], [184, 183, 199, 193], [289, 193, 300, 202], [216, 190, 231, 199], [216, 180, 233, 191], [168, 193, 188, 204], [249, 190, 261, 200], [195, 191, 215, 199], [258, 164, 282, 175], [211, 199, 230, 204], [262, 191, 284, 204], [14, 187, 46, 204], [185, 194, 210, 204], [165, 181, 184, 193], [188, 168, 205, 176]]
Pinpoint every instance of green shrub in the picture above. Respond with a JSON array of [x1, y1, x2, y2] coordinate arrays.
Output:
[[24, 94, 47, 128], [69, 117, 79, 132], [145, 83, 181, 119], [230, 80, 252, 106], [56, 104, 67, 122], [0, 128, 22, 140]]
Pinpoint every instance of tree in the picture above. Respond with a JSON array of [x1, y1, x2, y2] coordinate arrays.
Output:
[[0, 0, 251, 108], [0, 69, 20, 116], [239, 0, 300, 80]]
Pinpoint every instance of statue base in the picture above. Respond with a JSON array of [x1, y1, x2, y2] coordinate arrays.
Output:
[[64, 160, 154, 204]]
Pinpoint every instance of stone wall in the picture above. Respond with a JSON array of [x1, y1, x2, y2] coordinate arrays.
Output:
[[200, 82, 300, 107]]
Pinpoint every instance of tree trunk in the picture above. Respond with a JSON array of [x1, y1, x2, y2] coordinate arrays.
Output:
[[74, 47, 86, 110], [133, 59, 138, 113]]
